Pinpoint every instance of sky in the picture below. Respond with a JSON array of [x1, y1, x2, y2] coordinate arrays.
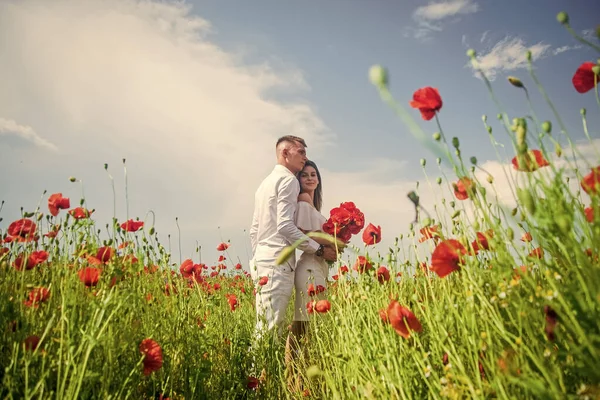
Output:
[[0, 0, 599, 271]]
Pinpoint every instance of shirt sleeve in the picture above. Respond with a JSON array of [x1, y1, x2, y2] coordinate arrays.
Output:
[[249, 208, 258, 257], [276, 176, 320, 253], [295, 201, 314, 231]]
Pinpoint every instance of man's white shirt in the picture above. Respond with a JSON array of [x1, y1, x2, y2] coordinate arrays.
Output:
[[250, 164, 320, 270]]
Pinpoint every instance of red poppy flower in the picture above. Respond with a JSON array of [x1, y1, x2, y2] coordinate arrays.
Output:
[[520, 232, 532, 242], [511, 150, 550, 172], [332, 274, 339, 281], [258, 276, 268, 286], [378, 309, 389, 324], [47, 193, 71, 217], [7, 218, 37, 242], [23, 287, 50, 307], [376, 266, 390, 283], [418, 225, 440, 243], [581, 166, 600, 195], [24, 335, 41, 351], [453, 177, 475, 200], [337, 227, 352, 243], [386, 300, 422, 338], [139, 338, 163, 375], [178, 260, 193, 279], [472, 230, 493, 254], [235, 263, 242, 270], [218, 255, 226, 262], [330, 207, 352, 227], [409, 87, 443, 121], [315, 300, 331, 313], [217, 242, 230, 251], [339, 265, 349, 275], [585, 207, 594, 223], [572, 62, 596, 94], [528, 247, 544, 259], [247, 376, 259, 390], [431, 239, 467, 278], [120, 219, 144, 232], [13, 250, 49, 271], [362, 223, 382, 245], [353, 256, 373, 274], [68, 207, 94, 219], [227, 294, 238, 311], [306, 300, 315, 314], [96, 246, 113, 263], [78, 267, 101, 287]]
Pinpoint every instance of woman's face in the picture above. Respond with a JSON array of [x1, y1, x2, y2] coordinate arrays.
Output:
[[299, 166, 319, 193]]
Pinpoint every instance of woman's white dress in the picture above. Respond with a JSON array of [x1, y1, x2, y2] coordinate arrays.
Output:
[[293, 200, 328, 321]]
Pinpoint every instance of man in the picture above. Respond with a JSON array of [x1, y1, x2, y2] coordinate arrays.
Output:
[[249, 135, 337, 340]]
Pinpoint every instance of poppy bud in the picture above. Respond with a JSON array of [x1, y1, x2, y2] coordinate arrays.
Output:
[[482, 115, 487, 123], [420, 158, 426, 167], [449, 200, 455, 208], [487, 126, 492, 134], [451, 210, 461, 219], [596, 25, 600, 39], [507, 76, 524, 88], [368, 65, 388, 88], [466, 49, 476, 58], [433, 132, 441, 141], [470, 157, 477, 165], [104, 163, 108, 170], [555, 142, 562, 157], [23, 211, 34, 218], [556, 11, 569, 25], [526, 50, 532, 61], [592, 66, 600, 76], [436, 177, 442, 184], [486, 175, 494, 184], [581, 108, 586, 116], [507, 227, 514, 241], [452, 137, 460, 149], [69, 176, 76, 182], [541, 121, 552, 133], [37, 213, 43, 221], [149, 227, 155, 235], [480, 187, 486, 196]]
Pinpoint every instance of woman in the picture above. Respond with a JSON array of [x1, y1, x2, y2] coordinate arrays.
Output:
[[285, 160, 328, 390]]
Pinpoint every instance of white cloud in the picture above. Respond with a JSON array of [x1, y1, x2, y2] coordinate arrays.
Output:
[[414, 0, 479, 22], [469, 37, 551, 81], [0, 0, 335, 265], [409, 0, 479, 40], [0, 117, 57, 151]]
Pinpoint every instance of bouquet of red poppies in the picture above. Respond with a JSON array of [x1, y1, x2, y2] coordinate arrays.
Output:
[[322, 202, 365, 243]]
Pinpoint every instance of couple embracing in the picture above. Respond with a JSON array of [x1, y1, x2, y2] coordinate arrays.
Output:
[[249, 135, 338, 374]]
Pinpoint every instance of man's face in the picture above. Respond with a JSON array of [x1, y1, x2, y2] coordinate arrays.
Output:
[[286, 142, 307, 174]]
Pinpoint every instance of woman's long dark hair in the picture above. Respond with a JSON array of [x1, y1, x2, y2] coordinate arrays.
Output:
[[297, 160, 323, 211]]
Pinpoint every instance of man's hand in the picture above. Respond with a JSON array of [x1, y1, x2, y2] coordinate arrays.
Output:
[[321, 245, 338, 262]]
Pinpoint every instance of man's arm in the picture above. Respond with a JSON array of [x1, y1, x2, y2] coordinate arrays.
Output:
[[249, 207, 258, 257], [276, 176, 320, 254]]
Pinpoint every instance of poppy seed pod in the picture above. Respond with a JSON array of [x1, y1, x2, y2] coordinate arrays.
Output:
[[433, 132, 441, 141]]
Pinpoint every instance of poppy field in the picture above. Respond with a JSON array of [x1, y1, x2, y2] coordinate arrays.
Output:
[[1, 12, 600, 400]]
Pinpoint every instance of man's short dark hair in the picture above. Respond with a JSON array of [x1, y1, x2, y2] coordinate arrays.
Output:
[[276, 135, 307, 149]]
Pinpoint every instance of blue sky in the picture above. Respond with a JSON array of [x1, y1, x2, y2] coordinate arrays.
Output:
[[0, 0, 598, 269], [193, 0, 599, 176]]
